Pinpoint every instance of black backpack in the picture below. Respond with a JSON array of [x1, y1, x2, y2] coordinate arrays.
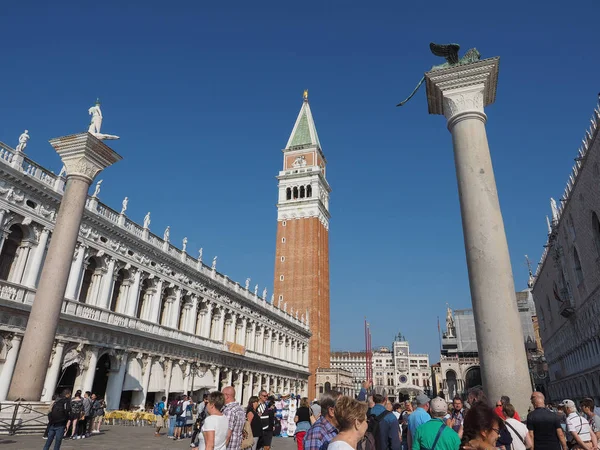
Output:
[[49, 399, 69, 424], [70, 399, 83, 416], [358, 410, 392, 450]]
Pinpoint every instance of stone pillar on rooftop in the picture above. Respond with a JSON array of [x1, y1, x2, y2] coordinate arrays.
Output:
[[425, 57, 531, 417], [8, 132, 121, 401]]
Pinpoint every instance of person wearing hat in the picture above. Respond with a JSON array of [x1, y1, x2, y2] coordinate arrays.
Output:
[[407, 394, 431, 450], [563, 399, 597, 450], [412, 397, 460, 450]]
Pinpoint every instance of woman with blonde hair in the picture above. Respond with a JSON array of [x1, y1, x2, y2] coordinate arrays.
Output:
[[329, 396, 369, 450], [295, 397, 312, 450]]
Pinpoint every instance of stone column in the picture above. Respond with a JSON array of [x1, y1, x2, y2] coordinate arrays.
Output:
[[0, 209, 9, 254], [11, 242, 32, 284], [170, 288, 182, 329], [9, 133, 121, 401], [105, 352, 128, 410], [126, 269, 142, 316], [65, 244, 87, 299], [98, 257, 117, 309], [425, 57, 531, 417], [164, 359, 173, 400], [82, 347, 100, 393], [218, 311, 226, 342], [234, 370, 243, 399], [243, 372, 254, 406], [132, 355, 152, 409], [0, 335, 22, 401], [187, 296, 198, 334], [212, 367, 221, 390], [240, 318, 247, 347], [201, 304, 213, 338], [24, 227, 50, 288], [41, 340, 66, 401], [149, 279, 164, 323], [226, 369, 233, 388]]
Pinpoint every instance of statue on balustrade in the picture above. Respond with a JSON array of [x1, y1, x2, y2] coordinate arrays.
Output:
[[164, 226, 170, 242], [93, 180, 102, 198], [15, 130, 30, 153], [198, 247, 203, 262], [143, 212, 151, 229], [212, 256, 217, 270], [120, 197, 128, 215], [182, 237, 188, 252], [245, 278, 250, 290]]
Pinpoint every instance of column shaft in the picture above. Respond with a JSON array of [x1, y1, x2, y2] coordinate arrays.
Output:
[[24, 229, 50, 288], [82, 347, 99, 393], [65, 244, 86, 299], [9, 176, 92, 401], [0, 335, 22, 401], [105, 353, 129, 410], [98, 258, 117, 309], [41, 341, 66, 401], [126, 269, 142, 316]]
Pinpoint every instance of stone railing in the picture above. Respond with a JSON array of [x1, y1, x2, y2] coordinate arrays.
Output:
[[0, 280, 308, 374]]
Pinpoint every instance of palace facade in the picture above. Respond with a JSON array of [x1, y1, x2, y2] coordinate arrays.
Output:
[[0, 136, 310, 411], [532, 97, 600, 403]]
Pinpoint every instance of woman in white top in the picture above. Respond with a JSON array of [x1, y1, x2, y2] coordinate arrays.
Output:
[[502, 404, 532, 450], [328, 396, 369, 450], [192, 391, 230, 450]]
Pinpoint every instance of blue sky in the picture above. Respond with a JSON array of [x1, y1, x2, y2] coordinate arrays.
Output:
[[2, 0, 599, 361]]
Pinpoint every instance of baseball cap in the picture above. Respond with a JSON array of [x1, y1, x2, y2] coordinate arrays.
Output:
[[430, 397, 448, 414], [561, 399, 576, 409], [416, 394, 430, 406]]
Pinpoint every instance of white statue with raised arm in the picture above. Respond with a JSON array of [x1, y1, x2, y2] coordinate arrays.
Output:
[[163, 226, 170, 242], [15, 130, 30, 153], [143, 212, 151, 229]]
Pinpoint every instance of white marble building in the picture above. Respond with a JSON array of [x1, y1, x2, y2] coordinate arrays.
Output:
[[532, 97, 600, 403], [0, 139, 310, 410], [330, 334, 431, 400]]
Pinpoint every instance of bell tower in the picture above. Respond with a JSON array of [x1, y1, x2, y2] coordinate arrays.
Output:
[[273, 91, 331, 398]]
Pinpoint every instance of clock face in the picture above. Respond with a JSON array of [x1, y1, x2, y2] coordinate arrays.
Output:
[[399, 374, 408, 384]]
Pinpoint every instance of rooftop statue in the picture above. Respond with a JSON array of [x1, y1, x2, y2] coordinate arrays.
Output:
[[120, 197, 128, 215], [164, 226, 170, 242], [143, 212, 151, 229], [198, 247, 203, 262], [182, 237, 188, 252], [396, 42, 481, 107], [92, 179, 102, 198], [212, 256, 217, 270], [88, 98, 119, 140], [15, 130, 30, 153]]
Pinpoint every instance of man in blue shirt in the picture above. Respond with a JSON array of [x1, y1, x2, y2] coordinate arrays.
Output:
[[370, 394, 401, 450], [407, 394, 431, 450]]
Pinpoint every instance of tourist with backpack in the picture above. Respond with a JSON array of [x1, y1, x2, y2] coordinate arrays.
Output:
[[167, 397, 179, 439], [329, 396, 368, 450], [43, 389, 72, 450], [154, 396, 167, 437], [174, 394, 191, 441], [364, 394, 401, 450], [412, 397, 460, 450]]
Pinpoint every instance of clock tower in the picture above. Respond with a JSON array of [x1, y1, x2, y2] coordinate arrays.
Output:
[[273, 92, 331, 398]]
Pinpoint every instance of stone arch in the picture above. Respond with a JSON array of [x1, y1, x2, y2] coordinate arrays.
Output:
[[159, 287, 175, 326], [0, 223, 32, 282], [136, 277, 155, 320], [178, 294, 193, 331], [445, 370, 458, 399], [465, 366, 482, 391]]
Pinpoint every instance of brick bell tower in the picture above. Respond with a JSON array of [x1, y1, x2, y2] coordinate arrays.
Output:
[[273, 91, 331, 399]]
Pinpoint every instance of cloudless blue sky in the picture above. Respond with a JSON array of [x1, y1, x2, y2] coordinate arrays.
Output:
[[2, 0, 599, 361]]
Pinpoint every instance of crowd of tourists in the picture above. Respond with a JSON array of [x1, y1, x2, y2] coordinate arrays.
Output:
[[41, 383, 600, 450], [43, 389, 106, 450]]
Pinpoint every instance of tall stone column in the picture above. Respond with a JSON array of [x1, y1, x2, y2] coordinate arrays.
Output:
[[0, 335, 23, 401], [98, 257, 117, 309], [125, 269, 142, 316], [24, 227, 50, 288], [425, 57, 531, 417], [65, 244, 87, 300], [243, 372, 254, 406], [42, 340, 66, 401], [149, 279, 164, 323], [164, 359, 173, 400], [212, 366, 221, 390], [132, 355, 152, 409], [9, 133, 121, 401], [82, 347, 99, 393], [187, 296, 198, 334], [105, 352, 128, 410], [169, 288, 182, 329]]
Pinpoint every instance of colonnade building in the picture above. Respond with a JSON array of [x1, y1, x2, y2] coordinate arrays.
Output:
[[0, 138, 310, 411]]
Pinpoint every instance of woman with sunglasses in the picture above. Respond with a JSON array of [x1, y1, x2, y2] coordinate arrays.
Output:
[[461, 403, 503, 450]]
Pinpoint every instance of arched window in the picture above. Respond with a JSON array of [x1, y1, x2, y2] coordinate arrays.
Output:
[[293, 187, 298, 199], [306, 185, 312, 198], [300, 186, 305, 198], [592, 212, 600, 257], [286, 188, 291, 200], [0, 225, 24, 281], [159, 288, 173, 326], [574, 248, 584, 285], [567, 214, 576, 240]]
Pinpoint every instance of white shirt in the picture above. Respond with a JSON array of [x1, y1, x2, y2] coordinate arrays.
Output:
[[505, 418, 529, 450], [328, 440, 355, 450], [567, 412, 592, 442], [196, 415, 230, 450]]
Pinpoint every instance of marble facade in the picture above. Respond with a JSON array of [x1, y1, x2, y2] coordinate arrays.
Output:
[[0, 140, 310, 409]]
